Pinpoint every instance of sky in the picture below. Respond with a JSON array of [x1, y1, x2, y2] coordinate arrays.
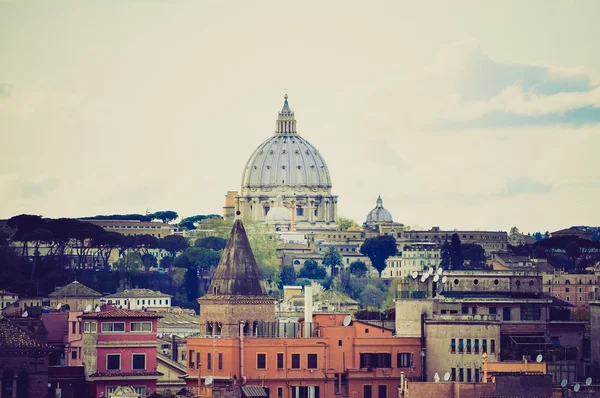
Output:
[[1, 0, 599, 233]]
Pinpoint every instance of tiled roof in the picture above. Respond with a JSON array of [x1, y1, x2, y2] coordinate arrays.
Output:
[[81, 308, 162, 319], [0, 290, 19, 296], [89, 371, 163, 378], [0, 316, 51, 350], [48, 281, 102, 298], [158, 312, 198, 328], [104, 289, 172, 299], [315, 288, 359, 305]]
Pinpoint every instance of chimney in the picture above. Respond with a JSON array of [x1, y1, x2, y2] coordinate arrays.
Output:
[[304, 286, 313, 338]]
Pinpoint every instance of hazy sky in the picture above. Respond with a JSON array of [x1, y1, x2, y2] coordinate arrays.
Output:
[[1, 0, 599, 233]]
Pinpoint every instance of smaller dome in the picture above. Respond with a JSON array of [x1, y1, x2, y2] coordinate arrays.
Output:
[[265, 196, 291, 222], [366, 195, 393, 224]]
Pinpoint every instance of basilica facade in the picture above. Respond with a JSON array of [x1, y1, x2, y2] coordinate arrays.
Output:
[[224, 95, 338, 230]]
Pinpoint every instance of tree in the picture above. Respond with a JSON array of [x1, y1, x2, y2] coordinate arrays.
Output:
[[91, 231, 123, 268], [349, 260, 368, 277], [178, 214, 222, 230], [150, 210, 179, 224], [280, 265, 297, 286], [160, 235, 190, 257], [71, 221, 106, 268], [114, 252, 143, 273], [322, 246, 343, 276], [298, 260, 327, 279], [160, 256, 175, 268], [8, 214, 46, 256], [440, 240, 451, 269], [140, 253, 158, 272], [133, 234, 159, 256], [461, 244, 486, 269], [508, 226, 527, 246], [338, 217, 360, 231], [360, 236, 397, 277], [359, 284, 386, 309], [195, 236, 227, 251], [450, 233, 464, 270]]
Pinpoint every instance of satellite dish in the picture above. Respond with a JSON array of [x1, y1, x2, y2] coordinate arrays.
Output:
[[412, 271, 418, 279], [574, 383, 580, 392], [586, 377, 592, 386], [56, 303, 62, 310], [436, 284, 443, 295], [421, 274, 427, 282], [21, 311, 28, 318], [561, 380, 568, 388], [443, 372, 451, 381], [536, 354, 543, 363], [205, 375, 214, 386], [434, 372, 440, 382], [84, 304, 92, 313], [442, 276, 448, 284], [437, 268, 443, 275], [95, 306, 101, 313], [433, 274, 440, 282], [342, 315, 351, 327]]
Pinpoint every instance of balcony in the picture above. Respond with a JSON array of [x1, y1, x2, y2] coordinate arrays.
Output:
[[429, 313, 500, 322]]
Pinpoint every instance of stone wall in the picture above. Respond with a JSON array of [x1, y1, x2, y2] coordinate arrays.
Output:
[[495, 374, 553, 397], [407, 382, 496, 398], [0, 353, 49, 398]]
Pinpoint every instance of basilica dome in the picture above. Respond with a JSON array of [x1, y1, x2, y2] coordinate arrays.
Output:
[[365, 195, 393, 225], [241, 95, 332, 192]]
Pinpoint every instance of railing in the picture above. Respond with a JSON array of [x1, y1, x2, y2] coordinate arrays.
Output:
[[188, 322, 321, 339], [430, 313, 500, 322]]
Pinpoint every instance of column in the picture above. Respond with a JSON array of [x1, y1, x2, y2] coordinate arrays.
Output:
[[332, 198, 338, 222], [12, 376, 17, 398]]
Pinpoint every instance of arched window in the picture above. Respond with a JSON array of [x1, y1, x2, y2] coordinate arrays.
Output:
[[2, 370, 14, 397], [206, 322, 213, 336], [253, 321, 259, 336], [17, 371, 28, 398], [216, 322, 223, 336], [243, 321, 250, 336]]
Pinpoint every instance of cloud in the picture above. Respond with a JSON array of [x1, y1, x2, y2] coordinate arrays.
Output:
[[0, 82, 11, 98], [0, 176, 60, 201], [381, 40, 600, 129], [494, 178, 553, 197]]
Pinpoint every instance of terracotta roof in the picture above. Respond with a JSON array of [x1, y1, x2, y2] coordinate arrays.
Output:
[[315, 289, 359, 305], [207, 220, 266, 296], [80, 308, 162, 319], [0, 316, 51, 350], [104, 289, 172, 299], [89, 371, 163, 378], [48, 281, 102, 298], [0, 290, 19, 296]]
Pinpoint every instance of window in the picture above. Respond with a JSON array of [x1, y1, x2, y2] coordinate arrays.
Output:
[[278, 387, 283, 398], [256, 353, 266, 370], [291, 353, 300, 369], [490, 339, 496, 353], [472, 306, 477, 314], [132, 354, 145, 370], [107, 354, 120, 370], [196, 352, 201, 368], [102, 322, 125, 332], [566, 287, 570, 292], [207, 353, 212, 370], [474, 339, 479, 354], [292, 386, 319, 398], [458, 339, 464, 353], [359, 353, 391, 368], [502, 307, 511, 321], [189, 350, 195, 368], [475, 368, 480, 382], [277, 353, 284, 370], [338, 340, 342, 347], [451, 368, 456, 381], [466, 339, 472, 353], [307, 354, 318, 369], [462, 306, 469, 314], [364, 385, 372, 398], [520, 304, 541, 321], [378, 385, 387, 398], [467, 368, 472, 382], [450, 339, 456, 353], [296, 208, 304, 216], [131, 322, 152, 332], [71, 350, 77, 360], [397, 353, 412, 367], [218, 353, 223, 370], [459, 368, 464, 382], [72, 322, 76, 334]]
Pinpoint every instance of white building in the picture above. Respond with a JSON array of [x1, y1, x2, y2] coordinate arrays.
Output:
[[0, 290, 19, 311], [102, 289, 172, 310], [382, 242, 441, 278]]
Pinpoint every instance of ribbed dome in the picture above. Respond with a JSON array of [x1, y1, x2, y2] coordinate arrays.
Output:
[[241, 95, 332, 191], [366, 195, 393, 224]]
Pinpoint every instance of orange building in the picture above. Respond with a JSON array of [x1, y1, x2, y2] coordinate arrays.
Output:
[[184, 219, 422, 398], [184, 313, 421, 398]]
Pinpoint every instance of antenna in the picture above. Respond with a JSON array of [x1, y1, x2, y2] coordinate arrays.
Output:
[[443, 372, 451, 381], [574, 383, 580, 393], [586, 377, 592, 386], [442, 276, 448, 284], [21, 311, 28, 318], [421, 274, 427, 283], [411, 271, 418, 279], [434, 372, 440, 382], [536, 354, 543, 363], [342, 315, 351, 327], [560, 380, 568, 388], [433, 274, 440, 283]]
